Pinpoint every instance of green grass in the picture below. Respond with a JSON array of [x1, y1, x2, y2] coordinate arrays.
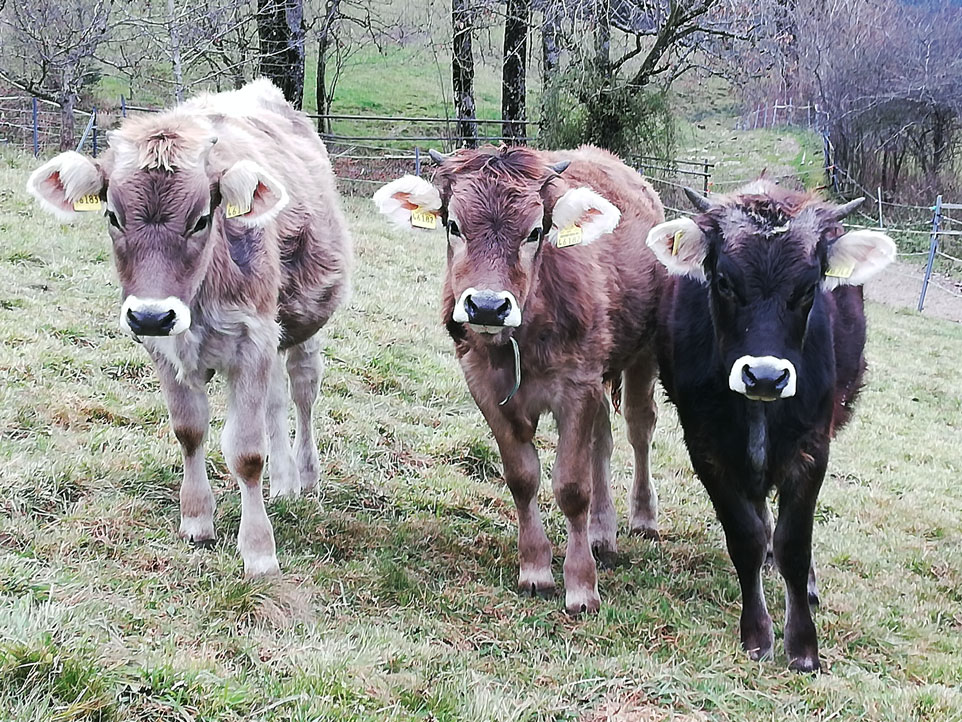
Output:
[[2, 148, 962, 721]]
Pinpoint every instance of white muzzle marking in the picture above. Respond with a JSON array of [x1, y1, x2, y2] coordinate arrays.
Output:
[[728, 354, 797, 400], [452, 287, 522, 328], [120, 295, 192, 336]]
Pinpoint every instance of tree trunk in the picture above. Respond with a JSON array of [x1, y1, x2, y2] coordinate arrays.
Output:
[[595, 0, 610, 76], [316, 0, 341, 135], [540, 0, 561, 138], [168, 0, 185, 103], [452, 0, 478, 148], [59, 90, 76, 152], [501, 0, 529, 144], [257, 0, 305, 109]]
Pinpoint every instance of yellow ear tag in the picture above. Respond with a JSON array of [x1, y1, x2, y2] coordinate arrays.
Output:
[[410, 206, 438, 230], [825, 260, 855, 279], [556, 225, 583, 248], [225, 202, 251, 219], [671, 229, 683, 256], [72, 194, 101, 212]]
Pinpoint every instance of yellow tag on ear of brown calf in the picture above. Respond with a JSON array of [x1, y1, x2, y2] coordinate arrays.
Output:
[[410, 206, 438, 230], [556, 225, 583, 248], [225, 202, 251, 219], [825, 260, 855, 279], [72, 194, 102, 212]]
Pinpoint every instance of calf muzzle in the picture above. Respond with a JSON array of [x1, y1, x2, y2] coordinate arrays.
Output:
[[729, 355, 797, 401], [121, 295, 192, 337], [452, 288, 521, 330]]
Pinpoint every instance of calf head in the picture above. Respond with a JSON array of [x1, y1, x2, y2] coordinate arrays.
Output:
[[27, 115, 288, 337], [647, 181, 895, 401], [373, 146, 619, 342]]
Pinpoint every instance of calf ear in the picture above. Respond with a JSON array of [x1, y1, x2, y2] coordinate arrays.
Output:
[[26, 151, 105, 222], [646, 217, 708, 281], [372, 175, 442, 230], [219, 160, 289, 227], [549, 187, 620, 245], [822, 229, 896, 290]]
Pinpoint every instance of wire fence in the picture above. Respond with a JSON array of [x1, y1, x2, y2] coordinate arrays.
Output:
[[4, 92, 959, 317]]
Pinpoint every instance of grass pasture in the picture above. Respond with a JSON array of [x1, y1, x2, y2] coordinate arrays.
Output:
[[1, 150, 962, 721]]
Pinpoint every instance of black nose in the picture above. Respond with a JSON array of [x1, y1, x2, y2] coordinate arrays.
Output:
[[127, 307, 177, 336], [464, 291, 512, 326], [742, 364, 791, 400]]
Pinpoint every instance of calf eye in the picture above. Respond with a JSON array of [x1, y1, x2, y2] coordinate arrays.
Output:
[[715, 275, 736, 300], [105, 210, 121, 230], [526, 228, 543, 244], [190, 214, 211, 235], [447, 219, 461, 237]]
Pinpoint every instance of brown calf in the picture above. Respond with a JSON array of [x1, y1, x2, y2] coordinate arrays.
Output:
[[27, 79, 352, 576], [374, 145, 668, 614]]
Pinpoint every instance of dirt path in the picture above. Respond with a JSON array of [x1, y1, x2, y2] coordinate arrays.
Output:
[[864, 260, 962, 323]]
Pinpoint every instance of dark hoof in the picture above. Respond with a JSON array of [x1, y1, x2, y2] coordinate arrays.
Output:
[[808, 590, 820, 607], [788, 655, 821, 673], [522, 583, 556, 600], [763, 550, 775, 571], [592, 548, 627, 570], [629, 526, 661, 541], [191, 536, 217, 549]]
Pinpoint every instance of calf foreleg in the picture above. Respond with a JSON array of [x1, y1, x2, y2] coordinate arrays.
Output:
[[702, 478, 773, 660], [623, 356, 659, 538], [156, 363, 215, 544], [588, 396, 617, 560], [224, 352, 279, 577], [775, 481, 823, 672], [554, 392, 603, 615]]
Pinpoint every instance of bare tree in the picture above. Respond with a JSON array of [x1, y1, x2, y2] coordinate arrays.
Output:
[[257, 0, 305, 108], [502, 0, 529, 142], [452, 0, 478, 148], [0, 0, 124, 149]]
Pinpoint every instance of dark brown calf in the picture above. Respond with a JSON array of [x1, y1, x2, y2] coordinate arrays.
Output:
[[647, 182, 895, 670], [375, 145, 668, 614], [27, 80, 351, 576]]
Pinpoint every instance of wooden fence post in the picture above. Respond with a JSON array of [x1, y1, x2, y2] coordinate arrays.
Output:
[[31, 97, 39, 157]]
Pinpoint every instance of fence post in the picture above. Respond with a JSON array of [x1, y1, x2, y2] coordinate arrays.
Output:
[[32, 97, 39, 157], [92, 107, 98, 157], [703, 159, 710, 195], [918, 194, 942, 313], [877, 186, 883, 228], [414, 146, 421, 177], [121, 95, 126, 118]]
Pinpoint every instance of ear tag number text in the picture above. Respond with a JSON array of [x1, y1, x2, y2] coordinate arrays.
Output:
[[73, 194, 101, 212], [225, 202, 251, 219], [411, 206, 438, 230], [556, 225, 583, 248]]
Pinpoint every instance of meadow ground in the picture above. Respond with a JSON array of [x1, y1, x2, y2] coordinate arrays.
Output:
[[1, 151, 961, 721]]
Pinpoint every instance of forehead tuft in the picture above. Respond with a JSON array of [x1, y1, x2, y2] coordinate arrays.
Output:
[[110, 112, 214, 173], [708, 182, 827, 253]]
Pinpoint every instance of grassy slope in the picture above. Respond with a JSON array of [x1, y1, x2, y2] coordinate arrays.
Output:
[[1, 150, 961, 721]]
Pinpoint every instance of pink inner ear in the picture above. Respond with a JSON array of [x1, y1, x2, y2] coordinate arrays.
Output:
[[250, 180, 274, 215], [43, 171, 72, 212], [575, 207, 602, 227], [391, 191, 419, 211]]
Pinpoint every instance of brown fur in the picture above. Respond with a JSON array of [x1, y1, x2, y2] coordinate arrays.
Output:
[[432, 145, 668, 613]]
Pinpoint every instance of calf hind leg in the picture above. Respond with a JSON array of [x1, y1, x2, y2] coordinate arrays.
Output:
[[286, 335, 323, 492], [157, 364, 216, 545], [588, 396, 618, 562], [623, 356, 660, 539], [266, 351, 300, 498]]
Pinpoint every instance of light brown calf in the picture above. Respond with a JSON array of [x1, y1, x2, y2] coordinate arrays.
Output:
[[375, 145, 668, 614], [27, 79, 351, 576]]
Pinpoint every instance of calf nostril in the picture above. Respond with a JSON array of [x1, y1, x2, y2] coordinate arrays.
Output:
[[774, 369, 790, 389], [161, 310, 176, 326], [465, 295, 478, 312], [496, 299, 511, 316], [742, 366, 757, 385]]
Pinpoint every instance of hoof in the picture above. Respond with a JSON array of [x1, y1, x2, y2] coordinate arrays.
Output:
[[243, 555, 281, 578], [565, 588, 601, 617], [592, 548, 627, 570], [629, 524, 661, 541], [179, 516, 216, 546], [763, 549, 775, 571], [808, 590, 821, 607], [298, 463, 320, 493], [788, 654, 821, 673], [519, 568, 555, 599]]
